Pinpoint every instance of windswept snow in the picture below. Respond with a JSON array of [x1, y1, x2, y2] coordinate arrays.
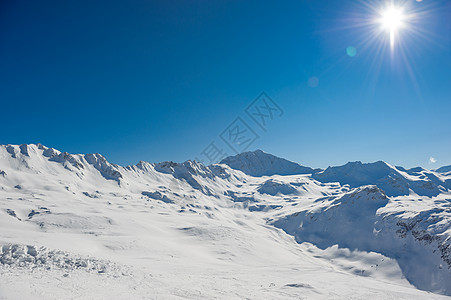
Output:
[[0, 145, 450, 299]]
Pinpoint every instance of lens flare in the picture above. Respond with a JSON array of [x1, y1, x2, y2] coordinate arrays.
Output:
[[346, 46, 357, 57], [310, 0, 439, 98]]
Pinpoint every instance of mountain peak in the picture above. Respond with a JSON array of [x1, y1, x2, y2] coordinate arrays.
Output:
[[435, 165, 451, 174], [219, 150, 317, 177]]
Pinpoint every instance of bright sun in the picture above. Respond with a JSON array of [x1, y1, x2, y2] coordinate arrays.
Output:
[[379, 6, 406, 49], [381, 7, 405, 30]]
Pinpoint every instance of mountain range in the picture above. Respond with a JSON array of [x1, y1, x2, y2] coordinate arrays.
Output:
[[0, 144, 450, 299]]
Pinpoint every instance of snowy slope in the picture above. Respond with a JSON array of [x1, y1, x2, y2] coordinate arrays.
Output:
[[273, 186, 451, 294], [0, 144, 450, 299]]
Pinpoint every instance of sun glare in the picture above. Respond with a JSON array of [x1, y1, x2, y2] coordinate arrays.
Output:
[[379, 6, 406, 49], [381, 7, 405, 30]]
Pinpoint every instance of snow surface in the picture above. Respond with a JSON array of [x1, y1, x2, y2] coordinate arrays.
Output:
[[0, 144, 450, 299]]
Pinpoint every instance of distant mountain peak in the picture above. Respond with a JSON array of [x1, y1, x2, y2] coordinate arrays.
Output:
[[435, 165, 451, 174], [219, 150, 318, 177]]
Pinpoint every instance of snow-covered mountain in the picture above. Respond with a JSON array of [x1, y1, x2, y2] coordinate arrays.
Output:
[[437, 165, 451, 174], [313, 161, 449, 197], [1, 144, 450, 299], [220, 149, 319, 176]]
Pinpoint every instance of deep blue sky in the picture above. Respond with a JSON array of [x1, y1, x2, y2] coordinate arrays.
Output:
[[1, 0, 450, 168]]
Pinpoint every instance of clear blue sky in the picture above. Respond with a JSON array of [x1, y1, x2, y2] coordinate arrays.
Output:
[[1, 0, 450, 169]]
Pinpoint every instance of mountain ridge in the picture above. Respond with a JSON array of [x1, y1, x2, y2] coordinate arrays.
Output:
[[1, 143, 451, 296]]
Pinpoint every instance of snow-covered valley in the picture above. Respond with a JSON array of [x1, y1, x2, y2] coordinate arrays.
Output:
[[0, 144, 450, 299]]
